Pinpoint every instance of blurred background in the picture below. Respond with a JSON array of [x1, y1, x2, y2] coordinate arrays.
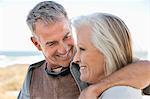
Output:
[[0, 0, 150, 99]]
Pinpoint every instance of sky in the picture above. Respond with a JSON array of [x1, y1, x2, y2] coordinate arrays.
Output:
[[0, 0, 150, 52]]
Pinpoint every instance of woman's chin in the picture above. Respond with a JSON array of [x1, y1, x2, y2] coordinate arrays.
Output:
[[80, 75, 88, 82]]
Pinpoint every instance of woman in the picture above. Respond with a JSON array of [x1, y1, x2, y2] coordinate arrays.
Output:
[[72, 13, 142, 99]]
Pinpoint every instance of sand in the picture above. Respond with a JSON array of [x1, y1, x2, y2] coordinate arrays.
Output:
[[0, 64, 149, 99], [0, 64, 28, 99]]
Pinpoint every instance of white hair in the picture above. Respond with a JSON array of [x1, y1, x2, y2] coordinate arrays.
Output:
[[26, 1, 68, 37], [72, 13, 133, 75]]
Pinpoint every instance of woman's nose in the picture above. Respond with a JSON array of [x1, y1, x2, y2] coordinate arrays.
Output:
[[73, 52, 80, 64]]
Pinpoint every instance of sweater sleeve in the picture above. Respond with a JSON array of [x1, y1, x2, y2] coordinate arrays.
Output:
[[99, 86, 142, 99]]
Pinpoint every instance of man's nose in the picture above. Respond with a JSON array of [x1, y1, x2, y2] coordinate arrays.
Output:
[[57, 42, 68, 54], [73, 52, 80, 64]]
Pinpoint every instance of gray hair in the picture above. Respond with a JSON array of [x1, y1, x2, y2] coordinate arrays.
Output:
[[72, 13, 133, 75], [26, 1, 68, 36]]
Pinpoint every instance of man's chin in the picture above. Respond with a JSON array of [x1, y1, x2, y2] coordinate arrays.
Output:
[[60, 62, 70, 68], [61, 64, 70, 68], [55, 57, 71, 67]]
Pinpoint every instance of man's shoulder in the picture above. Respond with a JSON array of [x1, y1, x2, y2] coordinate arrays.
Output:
[[29, 60, 46, 69], [17, 60, 46, 99]]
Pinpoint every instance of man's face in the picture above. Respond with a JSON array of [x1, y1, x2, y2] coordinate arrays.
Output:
[[32, 19, 74, 69]]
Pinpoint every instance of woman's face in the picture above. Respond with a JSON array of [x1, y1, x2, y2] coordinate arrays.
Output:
[[73, 25, 105, 84]]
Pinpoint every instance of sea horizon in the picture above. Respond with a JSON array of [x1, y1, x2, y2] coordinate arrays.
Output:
[[0, 51, 150, 99], [0, 51, 44, 67], [0, 50, 149, 68]]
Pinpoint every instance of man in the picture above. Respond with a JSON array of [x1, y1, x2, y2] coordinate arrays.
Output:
[[18, 1, 150, 99]]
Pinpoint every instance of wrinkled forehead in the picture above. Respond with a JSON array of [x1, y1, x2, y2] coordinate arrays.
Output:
[[35, 17, 70, 26], [35, 18, 70, 30], [33, 19, 71, 39]]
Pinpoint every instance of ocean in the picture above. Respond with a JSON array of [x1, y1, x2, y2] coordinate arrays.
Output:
[[0, 51, 44, 68], [0, 51, 150, 99], [0, 51, 149, 68]]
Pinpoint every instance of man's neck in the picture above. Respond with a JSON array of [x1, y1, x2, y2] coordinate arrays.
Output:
[[45, 63, 70, 77], [46, 62, 63, 72], [52, 67, 63, 72]]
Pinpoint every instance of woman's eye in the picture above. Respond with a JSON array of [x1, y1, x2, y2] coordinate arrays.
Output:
[[79, 47, 85, 51]]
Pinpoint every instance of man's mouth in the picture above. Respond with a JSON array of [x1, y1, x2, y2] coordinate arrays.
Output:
[[59, 52, 69, 58], [56, 50, 72, 60]]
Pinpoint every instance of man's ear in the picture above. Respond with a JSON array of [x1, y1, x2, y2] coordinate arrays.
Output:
[[31, 37, 42, 51]]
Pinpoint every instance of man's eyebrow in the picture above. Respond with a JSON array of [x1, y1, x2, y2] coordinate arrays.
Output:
[[45, 32, 71, 45]]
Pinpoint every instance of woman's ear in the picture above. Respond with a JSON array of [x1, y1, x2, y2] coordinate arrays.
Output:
[[31, 37, 42, 51]]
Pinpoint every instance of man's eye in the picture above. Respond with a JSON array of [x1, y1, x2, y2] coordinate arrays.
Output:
[[65, 35, 71, 39], [48, 43, 54, 46], [65, 33, 72, 39], [47, 42, 56, 47]]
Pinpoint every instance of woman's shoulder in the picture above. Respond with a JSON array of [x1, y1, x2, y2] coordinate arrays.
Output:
[[99, 86, 142, 99]]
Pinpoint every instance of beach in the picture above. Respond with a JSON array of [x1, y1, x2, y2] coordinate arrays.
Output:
[[0, 64, 150, 99], [0, 51, 43, 98], [0, 51, 149, 99], [0, 64, 28, 99]]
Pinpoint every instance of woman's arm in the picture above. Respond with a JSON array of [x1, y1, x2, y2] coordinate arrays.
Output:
[[78, 60, 150, 99], [99, 86, 142, 99]]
